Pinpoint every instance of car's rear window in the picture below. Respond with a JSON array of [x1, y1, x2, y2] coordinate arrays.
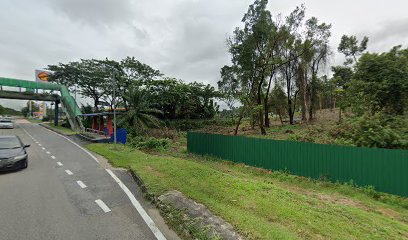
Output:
[[0, 120, 12, 122], [0, 137, 21, 149]]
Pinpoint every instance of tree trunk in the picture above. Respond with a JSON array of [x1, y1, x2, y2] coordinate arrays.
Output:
[[330, 91, 333, 112], [308, 96, 314, 122], [94, 98, 99, 111], [264, 74, 274, 128], [338, 107, 342, 122], [319, 94, 322, 113], [298, 65, 308, 122], [288, 99, 294, 125], [264, 98, 270, 128], [234, 109, 245, 136], [278, 111, 283, 125], [259, 109, 266, 135], [308, 76, 316, 122]]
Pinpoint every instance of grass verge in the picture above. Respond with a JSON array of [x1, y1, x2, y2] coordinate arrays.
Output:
[[45, 123, 77, 135], [26, 118, 43, 123], [87, 143, 408, 240]]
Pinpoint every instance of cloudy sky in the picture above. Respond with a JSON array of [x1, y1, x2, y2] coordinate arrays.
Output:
[[1, 0, 408, 109]]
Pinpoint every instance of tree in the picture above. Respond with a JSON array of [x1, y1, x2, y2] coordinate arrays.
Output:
[[229, 0, 273, 135], [119, 57, 162, 110], [303, 17, 331, 121], [228, 0, 304, 133], [120, 86, 162, 134], [98, 58, 123, 110], [338, 35, 368, 65], [349, 46, 408, 115], [218, 66, 240, 121], [21, 101, 39, 117], [269, 85, 287, 124], [279, 5, 305, 125]]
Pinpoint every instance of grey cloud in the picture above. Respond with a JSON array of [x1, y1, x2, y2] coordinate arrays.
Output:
[[43, 0, 135, 27], [363, 18, 408, 52], [2, 0, 408, 111]]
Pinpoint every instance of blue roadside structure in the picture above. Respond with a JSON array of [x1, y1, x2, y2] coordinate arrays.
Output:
[[79, 112, 127, 144]]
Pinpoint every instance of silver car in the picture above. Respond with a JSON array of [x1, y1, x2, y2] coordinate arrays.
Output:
[[0, 119, 14, 129]]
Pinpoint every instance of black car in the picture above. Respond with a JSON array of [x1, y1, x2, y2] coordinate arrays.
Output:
[[0, 136, 30, 171]]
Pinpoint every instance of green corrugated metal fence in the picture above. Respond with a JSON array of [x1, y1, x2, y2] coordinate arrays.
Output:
[[187, 132, 408, 196]]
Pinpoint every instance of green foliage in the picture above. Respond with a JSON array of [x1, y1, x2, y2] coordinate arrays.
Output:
[[21, 101, 39, 117], [168, 119, 234, 131], [80, 104, 93, 128], [349, 46, 408, 115], [338, 35, 368, 65], [218, 65, 240, 119], [336, 113, 408, 149], [87, 143, 408, 240], [127, 135, 170, 150], [331, 66, 353, 88], [0, 106, 21, 116], [42, 116, 50, 122], [269, 85, 287, 120], [48, 57, 218, 121], [120, 87, 162, 134], [146, 78, 219, 120]]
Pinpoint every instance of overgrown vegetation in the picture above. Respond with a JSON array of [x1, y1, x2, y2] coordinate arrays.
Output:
[[87, 143, 408, 240], [44, 122, 77, 135], [0, 103, 22, 116]]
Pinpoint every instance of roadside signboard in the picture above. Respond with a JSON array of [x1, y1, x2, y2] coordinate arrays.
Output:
[[35, 70, 51, 82]]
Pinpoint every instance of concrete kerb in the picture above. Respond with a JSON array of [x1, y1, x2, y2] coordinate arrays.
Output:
[[39, 123, 69, 136], [128, 165, 244, 240]]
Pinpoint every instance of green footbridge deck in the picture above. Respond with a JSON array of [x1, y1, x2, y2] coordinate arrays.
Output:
[[0, 77, 83, 130]]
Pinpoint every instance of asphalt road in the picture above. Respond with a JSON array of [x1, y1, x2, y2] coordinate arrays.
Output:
[[0, 121, 177, 240]]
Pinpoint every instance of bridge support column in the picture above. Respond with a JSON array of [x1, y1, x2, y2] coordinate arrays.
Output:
[[54, 100, 59, 126]]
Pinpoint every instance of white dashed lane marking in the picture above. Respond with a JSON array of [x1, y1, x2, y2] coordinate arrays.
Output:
[[65, 170, 73, 175], [42, 147, 45, 150], [57, 162, 63, 166], [95, 199, 111, 213], [46, 151, 51, 154], [76, 181, 87, 189], [39, 125, 167, 239], [51, 156, 56, 159]]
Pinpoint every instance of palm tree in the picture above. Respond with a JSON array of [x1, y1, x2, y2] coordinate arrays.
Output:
[[120, 87, 162, 133]]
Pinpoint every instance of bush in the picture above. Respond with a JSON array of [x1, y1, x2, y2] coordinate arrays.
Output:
[[148, 128, 179, 140], [127, 134, 170, 150], [42, 116, 50, 122], [335, 113, 408, 149], [168, 119, 235, 131]]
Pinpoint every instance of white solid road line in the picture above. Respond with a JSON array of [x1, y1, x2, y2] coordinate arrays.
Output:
[[65, 170, 73, 175], [76, 181, 87, 189], [106, 169, 167, 240], [42, 127, 100, 163], [95, 199, 111, 213], [41, 125, 166, 240], [57, 162, 63, 166], [51, 156, 56, 159]]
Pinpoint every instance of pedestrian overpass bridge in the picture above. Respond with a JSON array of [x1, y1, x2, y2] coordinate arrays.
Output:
[[0, 77, 83, 130]]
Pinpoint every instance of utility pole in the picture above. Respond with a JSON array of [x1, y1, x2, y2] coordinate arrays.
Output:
[[112, 71, 117, 148], [28, 100, 32, 117]]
